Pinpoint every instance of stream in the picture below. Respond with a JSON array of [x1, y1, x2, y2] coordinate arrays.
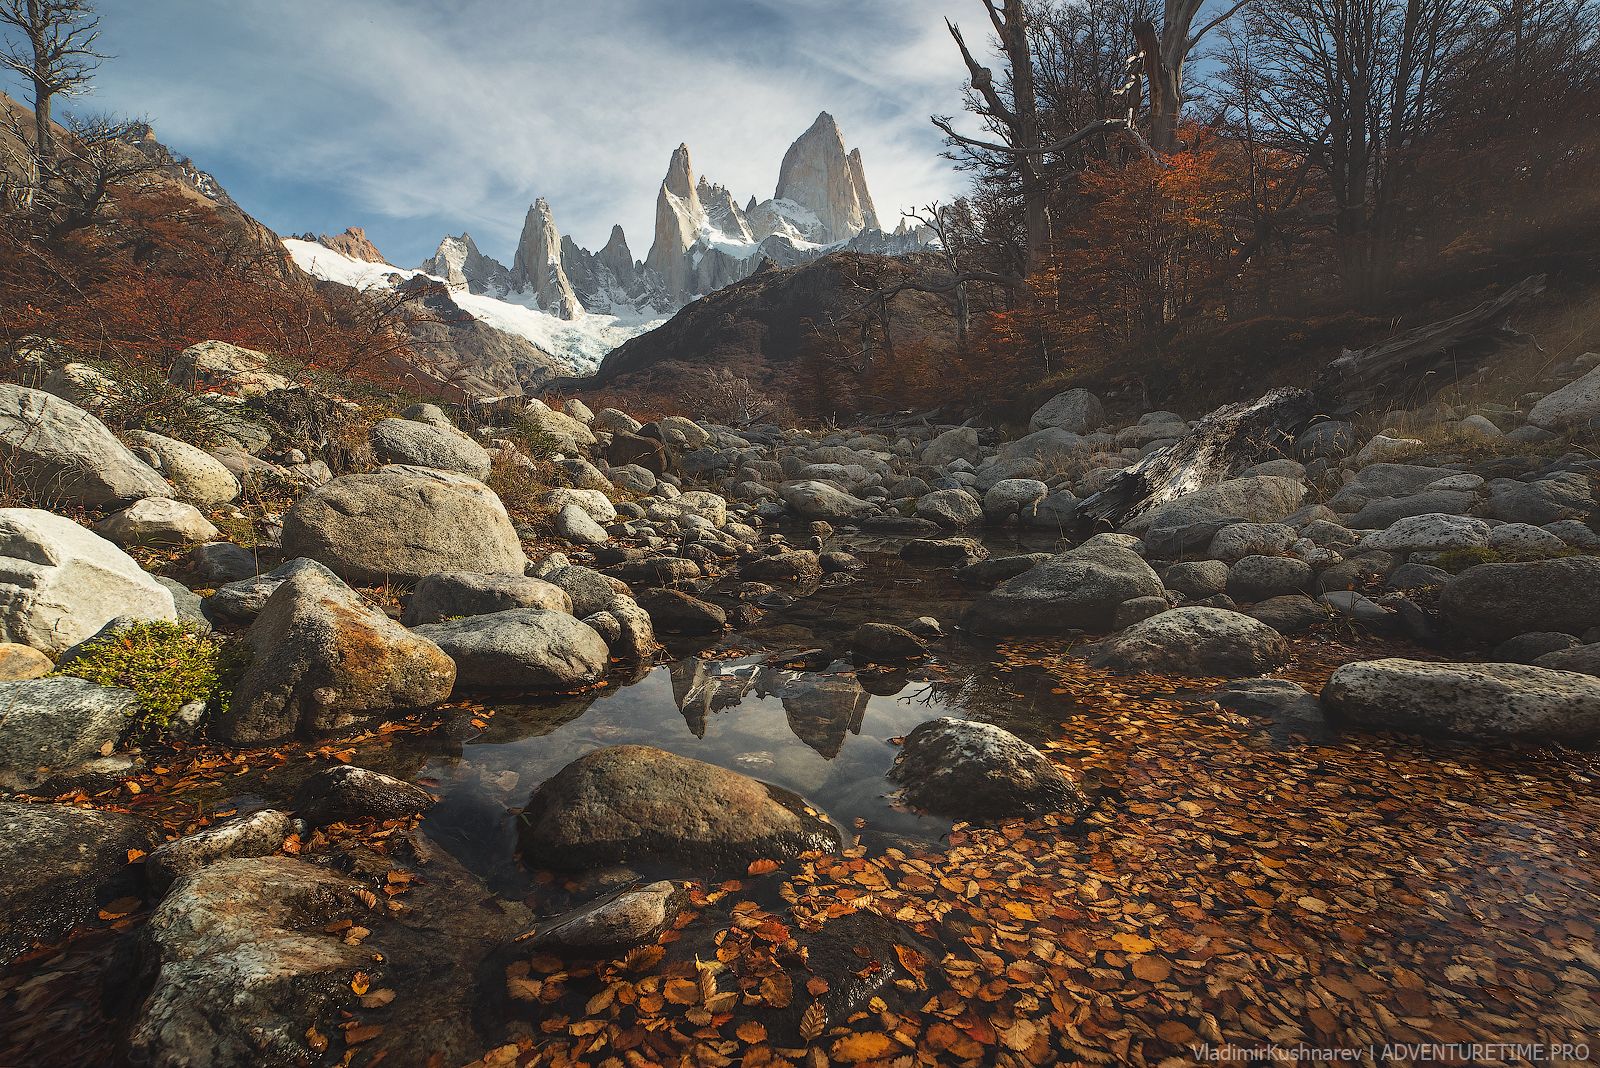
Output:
[[4, 533, 1598, 1066]]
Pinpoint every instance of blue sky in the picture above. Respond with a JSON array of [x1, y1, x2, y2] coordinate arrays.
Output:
[[59, 0, 981, 267]]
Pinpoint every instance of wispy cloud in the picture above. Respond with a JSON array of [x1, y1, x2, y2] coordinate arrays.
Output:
[[70, 0, 984, 266]]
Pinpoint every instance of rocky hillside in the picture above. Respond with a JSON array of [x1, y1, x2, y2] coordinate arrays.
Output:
[[577, 250, 959, 415]]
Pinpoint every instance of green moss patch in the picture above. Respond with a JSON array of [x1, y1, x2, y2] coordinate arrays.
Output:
[[52, 621, 244, 731]]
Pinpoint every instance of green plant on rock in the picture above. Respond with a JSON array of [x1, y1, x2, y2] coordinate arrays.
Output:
[[51, 621, 245, 732]]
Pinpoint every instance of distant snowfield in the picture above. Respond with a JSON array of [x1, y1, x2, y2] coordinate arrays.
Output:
[[282, 239, 670, 375]]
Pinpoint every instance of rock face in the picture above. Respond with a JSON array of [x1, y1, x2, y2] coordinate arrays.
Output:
[[773, 112, 878, 243], [368, 417, 492, 478], [1322, 658, 1600, 741], [0, 801, 157, 965], [0, 677, 137, 792], [413, 608, 609, 691], [511, 197, 584, 320], [0, 384, 172, 507], [315, 225, 386, 262], [1439, 557, 1600, 642], [0, 508, 176, 655], [280, 469, 526, 585], [969, 539, 1164, 634], [125, 857, 375, 1068], [644, 143, 706, 301], [217, 568, 456, 745], [888, 718, 1088, 821], [419, 231, 512, 291], [1090, 607, 1290, 676], [519, 745, 841, 875]]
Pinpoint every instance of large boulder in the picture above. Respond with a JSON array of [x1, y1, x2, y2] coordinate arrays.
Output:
[[1439, 557, 1600, 642], [778, 480, 874, 521], [413, 608, 609, 691], [216, 568, 456, 745], [280, 469, 526, 585], [888, 718, 1088, 822], [524, 399, 597, 452], [1131, 476, 1306, 533], [1360, 513, 1491, 552], [0, 801, 157, 965], [95, 497, 221, 547], [1322, 658, 1600, 741], [368, 417, 492, 478], [0, 509, 175, 655], [1029, 388, 1105, 434], [401, 570, 571, 626], [292, 765, 435, 826], [922, 426, 979, 467], [125, 431, 241, 508], [1090, 607, 1290, 676], [969, 538, 1163, 634], [0, 677, 137, 792], [124, 856, 375, 1067], [983, 478, 1048, 522], [636, 588, 727, 634], [518, 745, 841, 875], [0, 384, 172, 507], [1480, 473, 1595, 525], [999, 426, 1085, 465], [1528, 363, 1600, 429], [169, 339, 293, 396], [916, 488, 984, 527]]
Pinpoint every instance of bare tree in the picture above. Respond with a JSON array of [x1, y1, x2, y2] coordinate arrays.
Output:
[[1132, 0, 1256, 154], [0, 0, 103, 163], [2, 110, 159, 236], [906, 202, 975, 349]]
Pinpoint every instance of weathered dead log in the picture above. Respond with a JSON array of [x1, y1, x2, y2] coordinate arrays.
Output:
[[1077, 387, 1320, 527], [1313, 274, 1546, 414], [1077, 275, 1546, 527]]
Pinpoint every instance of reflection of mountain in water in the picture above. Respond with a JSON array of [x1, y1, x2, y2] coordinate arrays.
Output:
[[670, 658, 757, 738], [757, 668, 870, 760]]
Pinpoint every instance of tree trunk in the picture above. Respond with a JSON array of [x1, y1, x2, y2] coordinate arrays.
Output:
[[999, 0, 1052, 270]]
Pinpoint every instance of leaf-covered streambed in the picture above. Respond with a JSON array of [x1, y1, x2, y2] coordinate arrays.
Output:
[[3, 543, 1598, 1067]]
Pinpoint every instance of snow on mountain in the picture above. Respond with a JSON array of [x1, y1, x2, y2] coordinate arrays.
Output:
[[282, 238, 669, 375]]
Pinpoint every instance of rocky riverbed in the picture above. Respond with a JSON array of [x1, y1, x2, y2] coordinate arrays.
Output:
[[2, 342, 1600, 1066]]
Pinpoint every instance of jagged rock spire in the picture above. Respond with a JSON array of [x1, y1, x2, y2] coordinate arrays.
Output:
[[512, 197, 584, 320], [774, 111, 879, 244]]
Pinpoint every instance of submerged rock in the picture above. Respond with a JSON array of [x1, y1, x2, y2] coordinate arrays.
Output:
[[0, 801, 157, 965], [888, 718, 1088, 822], [521, 880, 688, 954], [518, 745, 841, 875], [1322, 658, 1600, 741], [124, 856, 375, 1067], [293, 765, 435, 826]]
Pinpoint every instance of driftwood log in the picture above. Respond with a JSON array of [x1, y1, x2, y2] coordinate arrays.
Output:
[[1078, 275, 1546, 527]]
